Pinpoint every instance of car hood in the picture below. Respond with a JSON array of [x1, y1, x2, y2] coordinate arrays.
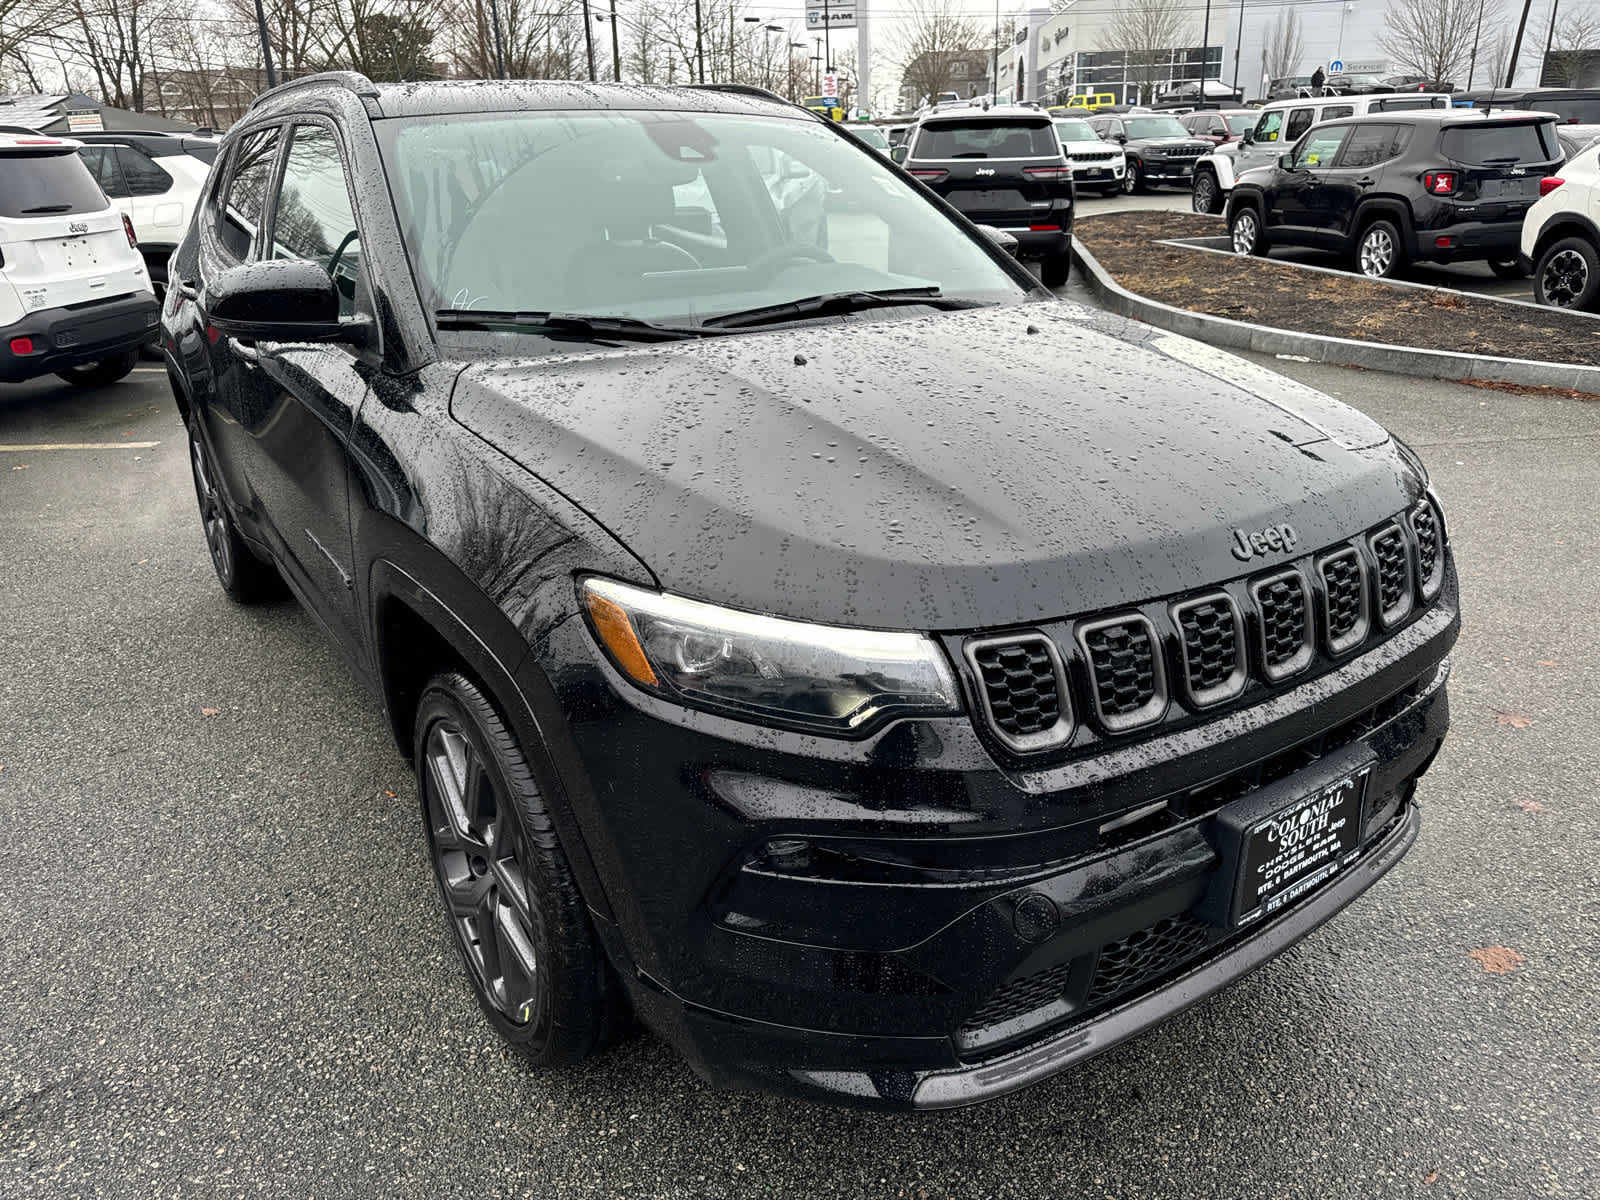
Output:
[[1130, 137, 1211, 152], [449, 304, 1410, 631]]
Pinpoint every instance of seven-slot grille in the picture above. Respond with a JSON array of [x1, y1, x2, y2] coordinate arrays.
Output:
[[964, 635, 1070, 752], [1369, 523, 1413, 627], [961, 507, 1445, 754], [1161, 146, 1205, 159], [1069, 150, 1116, 162], [1252, 569, 1314, 680], [1317, 547, 1369, 655], [1078, 615, 1166, 730], [1171, 593, 1246, 707]]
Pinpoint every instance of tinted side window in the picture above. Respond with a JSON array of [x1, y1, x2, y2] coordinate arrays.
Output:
[[78, 146, 130, 199], [1319, 105, 1355, 121], [270, 124, 362, 315], [117, 148, 172, 196], [1286, 108, 1315, 139], [1338, 124, 1399, 168], [217, 126, 280, 261]]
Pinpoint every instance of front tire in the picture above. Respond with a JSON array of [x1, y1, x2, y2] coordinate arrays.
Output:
[[54, 349, 139, 388], [1533, 236, 1600, 309], [1122, 162, 1144, 194], [1229, 204, 1269, 256], [1192, 170, 1222, 215], [1040, 250, 1071, 287], [187, 417, 282, 604], [415, 672, 626, 1067], [1356, 219, 1404, 279]]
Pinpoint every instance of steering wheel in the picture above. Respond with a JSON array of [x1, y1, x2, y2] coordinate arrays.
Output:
[[746, 245, 834, 280], [326, 228, 361, 299]]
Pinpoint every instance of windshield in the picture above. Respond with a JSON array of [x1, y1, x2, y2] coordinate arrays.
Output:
[[912, 119, 1059, 158], [378, 110, 1026, 333], [842, 124, 889, 150], [1123, 117, 1189, 139], [1052, 120, 1100, 143]]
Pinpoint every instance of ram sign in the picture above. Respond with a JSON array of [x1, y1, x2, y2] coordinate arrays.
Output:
[[805, 0, 857, 30]]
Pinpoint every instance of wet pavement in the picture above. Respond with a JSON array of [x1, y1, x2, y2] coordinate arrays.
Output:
[[1, 348, 1595, 1199]]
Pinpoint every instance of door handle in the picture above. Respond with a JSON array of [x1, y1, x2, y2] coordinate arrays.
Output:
[[227, 338, 260, 366], [1355, 176, 1376, 187]]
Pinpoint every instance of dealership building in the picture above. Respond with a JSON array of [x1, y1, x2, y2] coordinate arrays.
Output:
[[986, 0, 1548, 106]]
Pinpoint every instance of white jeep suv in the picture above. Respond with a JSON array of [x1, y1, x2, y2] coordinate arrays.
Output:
[[1191, 93, 1452, 215], [1521, 141, 1600, 309], [0, 134, 158, 387]]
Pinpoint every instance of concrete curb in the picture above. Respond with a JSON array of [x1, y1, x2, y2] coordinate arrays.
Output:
[[1070, 235, 1600, 391]]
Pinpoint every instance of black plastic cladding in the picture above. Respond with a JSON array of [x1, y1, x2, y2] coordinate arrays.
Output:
[[960, 507, 1442, 757]]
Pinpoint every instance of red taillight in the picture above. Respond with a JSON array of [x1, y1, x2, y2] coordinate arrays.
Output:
[[907, 168, 948, 181], [1029, 224, 1061, 231], [1023, 165, 1073, 180], [1540, 176, 1565, 196], [9, 337, 35, 355], [1435, 235, 1455, 248], [123, 213, 137, 247], [1423, 171, 1456, 195]]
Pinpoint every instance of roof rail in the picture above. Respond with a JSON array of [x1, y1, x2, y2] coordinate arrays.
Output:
[[685, 83, 788, 104], [249, 70, 380, 111]]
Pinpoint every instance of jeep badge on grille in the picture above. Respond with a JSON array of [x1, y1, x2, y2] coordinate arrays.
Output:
[[1231, 523, 1299, 561]]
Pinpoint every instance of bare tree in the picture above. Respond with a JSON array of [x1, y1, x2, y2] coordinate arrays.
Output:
[[892, 0, 982, 109], [1097, 0, 1195, 104], [222, 0, 327, 78], [0, 0, 67, 86], [62, 0, 178, 109], [1540, 9, 1600, 86], [1381, 0, 1486, 86], [1265, 8, 1304, 81]]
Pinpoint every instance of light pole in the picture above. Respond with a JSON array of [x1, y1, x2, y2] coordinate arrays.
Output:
[[594, 4, 622, 81], [1508, 0, 1536, 86], [789, 40, 807, 100], [581, 0, 596, 81], [763, 25, 783, 90], [1200, 0, 1213, 108], [1542, 0, 1562, 85], [1231, 0, 1244, 96], [1468, 0, 1487, 87]]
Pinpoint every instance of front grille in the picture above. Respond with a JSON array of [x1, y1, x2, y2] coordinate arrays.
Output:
[[1409, 499, 1444, 599], [965, 635, 1071, 751], [1318, 548, 1369, 655], [1252, 570, 1313, 680], [1070, 150, 1115, 162], [959, 961, 1073, 1034], [1370, 524, 1413, 627], [1172, 593, 1245, 707], [1079, 615, 1166, 731], [1161, 146, 1205, 159], [1084, 915, 1211, 1007]]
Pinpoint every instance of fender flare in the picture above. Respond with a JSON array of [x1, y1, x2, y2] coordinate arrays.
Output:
[[1529, 210, 1600, 260], [1199, 152, 1238, 191], [1350, 198, 1415, 253]]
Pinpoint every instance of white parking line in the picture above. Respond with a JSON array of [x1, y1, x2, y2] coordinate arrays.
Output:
[[130, 367, 165, 374], [0, 442, 160, 451]]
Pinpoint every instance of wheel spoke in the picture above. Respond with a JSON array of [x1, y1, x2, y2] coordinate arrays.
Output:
[[493, 903, 541, 1023]]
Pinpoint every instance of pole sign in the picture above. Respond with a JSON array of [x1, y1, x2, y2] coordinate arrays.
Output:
[[805, 0, 857, 31], [65, 110, 104, 132]]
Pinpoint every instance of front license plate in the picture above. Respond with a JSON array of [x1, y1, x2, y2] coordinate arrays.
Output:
[[1236, 769, 1368, 926], [1084, 168, 1103, 177]]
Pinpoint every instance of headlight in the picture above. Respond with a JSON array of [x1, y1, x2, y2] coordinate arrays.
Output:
[[580, 577, 963, 735]]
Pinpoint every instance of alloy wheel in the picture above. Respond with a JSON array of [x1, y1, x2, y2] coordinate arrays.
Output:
[[422, 721, 543, 1027], [1122, 166, 1138, 194], [1231, 210, 1258, 254], [1359, 228, 1395, 277], [1193, 174, 1217, 214], [1541, 248, 1589, 306], [189, 429, 233, 584]]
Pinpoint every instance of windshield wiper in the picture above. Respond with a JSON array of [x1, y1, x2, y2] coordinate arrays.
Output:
[[21, 203, 72, 214], [700, 288, 980, 330], [950, 151, 990, 158], [433, 308, 709, 342]]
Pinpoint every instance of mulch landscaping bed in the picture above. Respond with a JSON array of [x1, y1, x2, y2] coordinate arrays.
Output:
[[1075, 210, 1600, 367]]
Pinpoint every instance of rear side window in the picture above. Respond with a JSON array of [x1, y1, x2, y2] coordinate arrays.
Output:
[[1542, 98, 1600, 122], [1442, 122, 1559, 164], [1338, 124, 1406, 168], [1373, 96, 1447, 112], [1286, 108, 1315, 139], [1319, 105, 1355, 121], [117, 148, 172, 196], [914, 120, 1059, 159], [218, 127, 280, 261], [0, 151, 107, 216], [78, 146, 130, 199]]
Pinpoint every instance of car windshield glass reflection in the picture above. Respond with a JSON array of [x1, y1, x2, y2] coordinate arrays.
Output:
[[1123, 118, 1189, 139], [378, 110, 1027, 337]]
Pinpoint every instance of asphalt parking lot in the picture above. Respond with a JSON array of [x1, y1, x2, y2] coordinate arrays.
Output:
[[2, 351, 1596, 1199]]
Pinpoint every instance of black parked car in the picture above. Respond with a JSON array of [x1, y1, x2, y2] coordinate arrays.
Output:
[[1227, 110, 1562, 278], [896, 107, 1074, 285], [1087, 113, 1212, 193], [164, 74, 1458, 1111]]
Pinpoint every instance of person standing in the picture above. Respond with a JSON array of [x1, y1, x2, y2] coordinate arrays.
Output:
[[1310, 65, 1327, 94]]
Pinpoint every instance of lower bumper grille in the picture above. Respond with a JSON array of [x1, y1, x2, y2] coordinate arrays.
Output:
[[1084, 915, 1211, 1007]]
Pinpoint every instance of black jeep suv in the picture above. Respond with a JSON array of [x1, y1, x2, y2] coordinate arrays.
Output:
[[164, 75, 1458, 1111], [1227, 110, 1562, 278], [1087, 113, 1213, 193], [896, 107, 1074, 285]]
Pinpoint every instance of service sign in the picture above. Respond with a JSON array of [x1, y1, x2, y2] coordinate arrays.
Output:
[[805, 0, 857, 30]]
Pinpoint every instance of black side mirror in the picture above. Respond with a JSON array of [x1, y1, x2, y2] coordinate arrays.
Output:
[[1241, 129, 1254, 144], [1278, 153, 1297, 170], [207, 259, 370, 346], [1116, 133, 1128, 144], [976, 224, 1020, 259], [889, 144, 909, 165]]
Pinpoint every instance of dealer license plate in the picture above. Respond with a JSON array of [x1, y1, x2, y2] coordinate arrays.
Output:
[[1235, 767, 1369, 926]]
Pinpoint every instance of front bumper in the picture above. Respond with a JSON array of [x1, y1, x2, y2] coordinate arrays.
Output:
[[1141, 159, 1199, 184], [545, 570, 1458, 1110], [0, 292, 159, 382]]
